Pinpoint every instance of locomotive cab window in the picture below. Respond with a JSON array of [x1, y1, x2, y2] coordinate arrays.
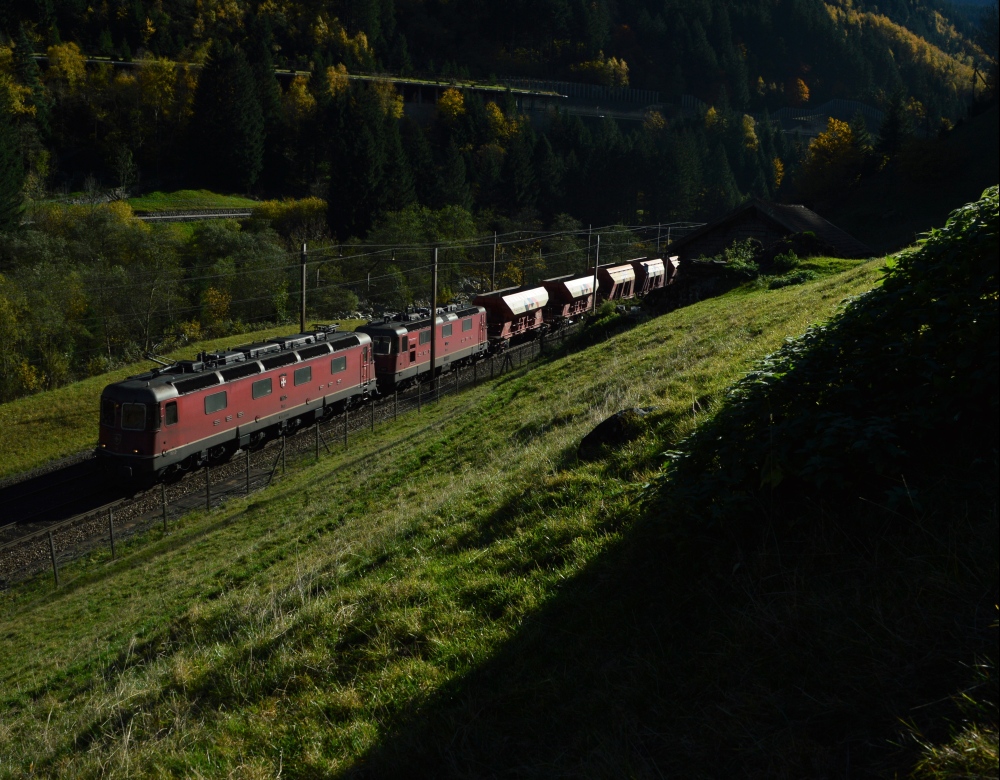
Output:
[[373, 338, 393, 355], [419, 330, 431, 345], [205, 391, 227, 414], [165, 401, 178, 426], [462, 318, 473, 332], [101, 399, 116, 426], [252, 378, 272, 399], [121, 403, 146, 431], [331, 356, 347, 374], [442, 324, 453, 337], [294, 366, 312, 386]]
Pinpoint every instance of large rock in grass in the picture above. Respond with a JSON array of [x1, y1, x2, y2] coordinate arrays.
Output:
[[578, 408, 656, 461]]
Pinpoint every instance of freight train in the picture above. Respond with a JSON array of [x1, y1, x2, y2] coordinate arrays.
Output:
[[97, 258, 674, 482]]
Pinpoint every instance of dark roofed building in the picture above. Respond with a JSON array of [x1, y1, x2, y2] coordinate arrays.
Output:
[[668, 199, 874, 262]]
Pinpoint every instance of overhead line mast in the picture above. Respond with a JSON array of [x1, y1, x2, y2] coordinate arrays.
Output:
[[430, 247, 439, 393]]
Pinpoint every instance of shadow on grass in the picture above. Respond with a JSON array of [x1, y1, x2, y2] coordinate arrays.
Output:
[[345, 483, 997, 779]]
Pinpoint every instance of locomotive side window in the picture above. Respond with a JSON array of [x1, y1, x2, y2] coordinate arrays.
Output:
[[165, 401, 178, 426], [442, 324, 453, 337], [419, 330, 431, 345], [401, 337, 408, 351], [331, 356, 347, 374], [121, 403, 146, 431], [462, 318, 473, 332], [205, 391, 227, 414], [101, 399, 115, 426], [252, 378, 272, 399], [294, 366, 312, 386]]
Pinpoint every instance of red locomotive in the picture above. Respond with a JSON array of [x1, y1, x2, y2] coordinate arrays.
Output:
[[356, 305, 489, 390], [98, 326, 374, 482]]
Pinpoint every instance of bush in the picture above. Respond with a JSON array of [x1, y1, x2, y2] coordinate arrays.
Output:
[[658, 186, 999, 521], [718, 239, 763, 280], [767, 269, 817, 289], [771, 250, 800, 272]]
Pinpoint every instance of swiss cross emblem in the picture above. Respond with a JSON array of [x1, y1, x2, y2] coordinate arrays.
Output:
[[279, 374, 287, 388]]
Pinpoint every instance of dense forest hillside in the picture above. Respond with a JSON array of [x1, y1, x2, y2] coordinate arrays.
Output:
[[0, 0, 996, 400]]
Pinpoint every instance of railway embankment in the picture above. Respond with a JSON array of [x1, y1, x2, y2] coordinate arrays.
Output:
[[0, 190, 995, 777]]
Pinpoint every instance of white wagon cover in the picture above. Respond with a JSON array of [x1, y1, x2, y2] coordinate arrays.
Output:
[[501, 287, 549, 316], [604, 264, 636, 283], [562, 277, 595, 298], [636, 258, 665, 277]]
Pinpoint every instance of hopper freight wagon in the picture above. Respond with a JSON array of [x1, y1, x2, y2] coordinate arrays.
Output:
[[630, 258, 666, 296], [666, 256, 680, 283], [541, 274, 596, 325], [97, 327, 374, 482], [356, 305, 488, 391], [596, 263, 637, 301], [473, 286, 549, 348]]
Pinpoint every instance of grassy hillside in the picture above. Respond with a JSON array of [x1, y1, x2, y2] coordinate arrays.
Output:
[[0, 320, 363, 480], [126, 191, 258, 212], [0, 259, 903, 775]]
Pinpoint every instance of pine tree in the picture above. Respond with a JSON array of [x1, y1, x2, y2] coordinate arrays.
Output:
[[877, 93, 912, 159], [190, 40, 265, 191], [13, 24, 51, 137], [435, 140, 472, 211], [0, 93, 25, 232], [502, 129, 537, 214], [244, 17, 284, 191], [702, 144, 742, 218], [401, 118, 435, 205], [384, 116, 416, 212]]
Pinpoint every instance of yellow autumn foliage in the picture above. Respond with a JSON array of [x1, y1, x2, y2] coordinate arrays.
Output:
[[570, 51, 629, 87], [46, 42, 87, 92], [437, 88, 466, 122], [374, 80, 403, 119], [326, 64, 350, 98], [283, 75, 316, 123], [797, 118, 862, 199]]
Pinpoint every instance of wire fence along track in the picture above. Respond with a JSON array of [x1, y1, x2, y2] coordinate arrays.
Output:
[[0, 324, 579, 588]]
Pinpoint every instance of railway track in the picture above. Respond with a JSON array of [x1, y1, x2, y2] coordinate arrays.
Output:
[[0, 328, 573, 587]]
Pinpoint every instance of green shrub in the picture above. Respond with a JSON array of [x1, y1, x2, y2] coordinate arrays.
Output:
[[767, 269, 818, 289], [658, 186, 999, 520], [771, 250, 800, 272], [719, 239, 762, 280]]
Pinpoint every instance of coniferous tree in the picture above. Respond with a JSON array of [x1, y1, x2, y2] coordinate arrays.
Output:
[[502, 129, 537, 214], [245, 15, 283, 189], [328, 86, 393, 240], [435, 140, 472, 210], [702, 144, 742, 218], [877, 93, 912, 159], [13, 24, 51, 137], [0, 94, 25, 232], [400, 118, 435, 205], [384, 115, 416, 212], [190, 40, 265, 192]]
